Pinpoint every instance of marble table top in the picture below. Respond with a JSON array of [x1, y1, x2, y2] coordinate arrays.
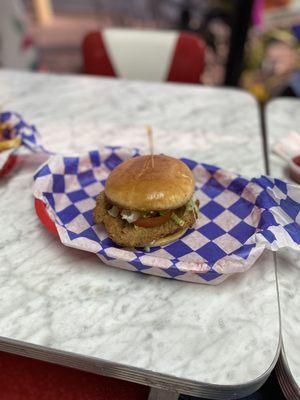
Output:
[[0, 70, 279, 398], [266, 98, 300, 397]]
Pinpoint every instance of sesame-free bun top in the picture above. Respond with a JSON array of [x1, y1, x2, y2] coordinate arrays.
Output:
[[105, 155, 195, 211]]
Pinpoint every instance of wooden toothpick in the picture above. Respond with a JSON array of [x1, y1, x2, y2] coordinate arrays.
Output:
[[146, 125, 154, 168]]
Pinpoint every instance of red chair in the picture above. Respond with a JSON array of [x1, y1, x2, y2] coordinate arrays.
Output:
[[82, 28, 205, 84], [0, 351, 149, 400]]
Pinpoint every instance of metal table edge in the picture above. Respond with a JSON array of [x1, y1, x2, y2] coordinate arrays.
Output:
[[0, 334, 281, 399], [276, 350, 300, 400]]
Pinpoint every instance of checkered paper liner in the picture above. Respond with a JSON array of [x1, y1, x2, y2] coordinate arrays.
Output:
[[0, 111, 44, 171], [33, 146, 300, 285]]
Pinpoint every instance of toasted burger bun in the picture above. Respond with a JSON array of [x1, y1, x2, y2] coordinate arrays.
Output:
[[105, 155, 195, 211], [149, 228, 188, 247]]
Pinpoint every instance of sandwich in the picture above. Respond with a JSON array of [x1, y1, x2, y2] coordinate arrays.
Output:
[[93, 154, 199, 248]]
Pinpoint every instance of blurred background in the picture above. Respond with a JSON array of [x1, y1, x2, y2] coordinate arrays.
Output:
[[1, 0, 300, 101]]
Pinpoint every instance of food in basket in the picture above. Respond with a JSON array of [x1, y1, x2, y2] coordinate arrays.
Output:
[[0, 122, 21, 152], [93, 154, 199, 247]]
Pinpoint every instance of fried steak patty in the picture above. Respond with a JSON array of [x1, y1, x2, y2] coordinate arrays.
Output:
[[93, 191, 198, 247]]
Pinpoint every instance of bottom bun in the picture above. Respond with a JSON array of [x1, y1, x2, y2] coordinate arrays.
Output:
[[149, 228, 188, 247]]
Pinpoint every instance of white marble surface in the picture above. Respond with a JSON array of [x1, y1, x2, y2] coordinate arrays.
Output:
[[0, 71, 279, 395], [267, 98, 300, 392]]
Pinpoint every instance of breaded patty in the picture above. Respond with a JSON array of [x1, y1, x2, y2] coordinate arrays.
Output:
[[93, 191, 198, 247]]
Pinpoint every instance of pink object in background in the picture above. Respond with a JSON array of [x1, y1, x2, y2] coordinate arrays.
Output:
[[252, 0, 264, 27]]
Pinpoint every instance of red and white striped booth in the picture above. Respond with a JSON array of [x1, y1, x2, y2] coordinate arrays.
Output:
[[82, 28, 205, 84]]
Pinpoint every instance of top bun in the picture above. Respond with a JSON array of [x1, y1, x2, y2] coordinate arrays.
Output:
[[105, 155, 195, 211]]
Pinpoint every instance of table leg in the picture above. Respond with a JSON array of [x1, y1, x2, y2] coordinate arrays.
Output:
[[148, 387, 179, 400], [224, 0, 254, 86]]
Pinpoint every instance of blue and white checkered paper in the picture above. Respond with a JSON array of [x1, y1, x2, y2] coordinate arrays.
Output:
[[33, 146, 300, 285], [0, 111, 44, 170]]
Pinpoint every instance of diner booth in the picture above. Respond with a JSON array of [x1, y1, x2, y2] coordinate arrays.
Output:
[[0, 1, 300, 400]]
